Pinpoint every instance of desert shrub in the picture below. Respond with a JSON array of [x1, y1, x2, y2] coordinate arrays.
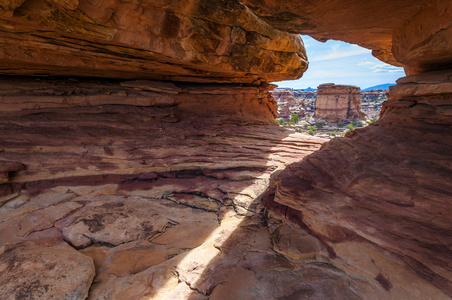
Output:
[[347, 123, 355, 131], [357, 121, 364, 127], [276, 118, 284, 125], [290, 113, 300, 124], [337, 123, 343, 128]]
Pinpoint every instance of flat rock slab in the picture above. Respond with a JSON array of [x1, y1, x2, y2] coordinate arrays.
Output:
[[0, 241, 95, 300]]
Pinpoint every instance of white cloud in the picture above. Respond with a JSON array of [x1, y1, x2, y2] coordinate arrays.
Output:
[[358, 60, 404, 73], [358, 61, 374, 66], [310, 45, 369, 62], [276, 35, 405, 89]]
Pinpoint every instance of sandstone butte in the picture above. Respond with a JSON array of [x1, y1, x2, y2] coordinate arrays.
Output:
[[0, 0, 451, 299], [314, 83, 366, 122]]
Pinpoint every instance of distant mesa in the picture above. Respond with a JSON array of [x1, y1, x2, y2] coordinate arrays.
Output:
[[314, 83, 366, 122], [272, 83, 388, 124]]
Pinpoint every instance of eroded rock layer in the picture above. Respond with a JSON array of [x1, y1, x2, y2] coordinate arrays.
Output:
[[0, 0, 452, 299], [1, 78, 382, 299], [314, 83, 365, 122], [268, 70, 452, 299], [0, 0, 307, 83], [242, 0, 452, 73]]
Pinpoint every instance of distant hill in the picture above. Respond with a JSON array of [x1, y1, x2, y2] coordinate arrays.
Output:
[[295, 87, 316, 91], [363, 83, 395, 91]]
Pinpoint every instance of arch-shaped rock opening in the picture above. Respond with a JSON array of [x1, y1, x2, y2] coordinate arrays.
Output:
[[0, 0, 451, 299]]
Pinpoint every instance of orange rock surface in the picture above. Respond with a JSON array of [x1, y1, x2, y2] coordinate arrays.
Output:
[[0, 0, 451, 299], [0, 0, 307, 83], [242, 0, 452, 73]]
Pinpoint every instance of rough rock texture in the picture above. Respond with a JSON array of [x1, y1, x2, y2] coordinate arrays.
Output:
[[271, 88, 297, 106], [0, 77, 279, 122], [392, 0, 452, 74], [268, 70, 452, 299], [272, 88, 306, 120], [0, 79, 370, 299], [314, 83, 366, 122], [242, 0, 452, 72], [278, 103, 292, 120], [0, 241, 95, 299], [0, 0, 307, 83], [1, 0, 452, 299]]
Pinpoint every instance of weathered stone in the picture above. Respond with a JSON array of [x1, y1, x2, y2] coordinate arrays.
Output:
[[0, 240, 95, 300], [314, 83, 366, 122], [0, 0, 452, 299], [0, 0, 307, 83], [393, 0, 452, 75], [268, 73, 452, 298], [272, 88, 306, 120], [242, 0, 450, 72]]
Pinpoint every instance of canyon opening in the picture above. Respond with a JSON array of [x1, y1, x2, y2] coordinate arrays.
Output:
[[0, 1, 451, 299]]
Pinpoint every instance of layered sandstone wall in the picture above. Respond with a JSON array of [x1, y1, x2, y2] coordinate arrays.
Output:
[[1, 0, 452, 299], [271, 89, 297, 106], [314, 83, 365, 122], [0, 0, 307, 83], [271, 88, 306, 120], [0, 77, 332, 299], [267, 70, 452, 298]]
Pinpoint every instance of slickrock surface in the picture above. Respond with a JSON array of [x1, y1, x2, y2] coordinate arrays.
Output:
[[1, 78, 374, 299], [0, 0, 307, 83], [267, 71, 452, 299], [314, 83, 366, 122], [1, 0, 452, 299]]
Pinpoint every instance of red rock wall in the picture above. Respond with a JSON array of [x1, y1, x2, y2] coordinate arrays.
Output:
[[314, 83, 365, 122], [0, 0, 452, 299], [0, 0, 307, 83], [267, 69, 452, 299]]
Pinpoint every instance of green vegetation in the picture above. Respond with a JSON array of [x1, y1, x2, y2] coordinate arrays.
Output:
[[307, 125, 317, 136], [337, 123, 343, 128], [276, 118, 284, 125], [316, 121, 324, 129], [290, 113, 300, 124], [347, 123, 355, 131], [357, 121, 364, 127]]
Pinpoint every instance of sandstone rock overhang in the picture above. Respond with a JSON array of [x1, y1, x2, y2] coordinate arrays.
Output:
[[242, 0, 452, 75], [0, 0, 307, 84], [0, 0, 452, 299]]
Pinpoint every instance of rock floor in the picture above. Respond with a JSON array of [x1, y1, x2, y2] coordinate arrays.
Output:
[[0, 104, 366, 299]]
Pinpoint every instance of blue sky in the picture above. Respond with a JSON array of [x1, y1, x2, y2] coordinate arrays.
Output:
[[276, 35, 405, 90]]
